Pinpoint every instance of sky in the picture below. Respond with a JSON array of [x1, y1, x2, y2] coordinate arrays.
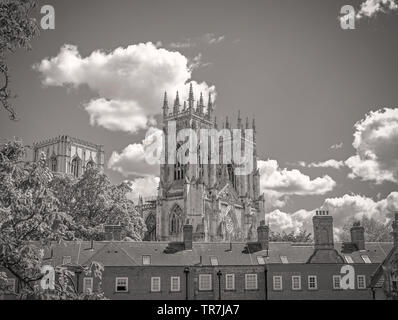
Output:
[[1, 0, 398, 235]]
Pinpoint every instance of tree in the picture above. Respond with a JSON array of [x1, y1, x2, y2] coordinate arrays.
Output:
[[0, 0, 39, 120], [269, 229, 313, 243], [341, 215, 393, 242], [0, 140, 105, 299], [50, 168, 146, 241]]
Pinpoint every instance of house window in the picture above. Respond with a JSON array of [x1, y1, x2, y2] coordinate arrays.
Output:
[[170, 276, 180, 292], [245, 274, 258, 290], [391, 273, 398, 291], [344, 255, 354, 264], [151, 277, 161, 292], [292, 276, 301, 290], [142, 255, 151, 265], [357, 275, 366, 289], [199, 274, 212, 291], [256, 256, 265, 265], [273, 276, 283, 291], [333, 275, 341, 290], [115, 277, 128, 292], [308, 275, 318, 290], [210, 257, 219, 266], [280, 256, 289, 264], [361, 255, 372, 264], [62, 256, 72, 265], [6, 278, 16, 293], [225, 274, 235, 291], [83, 277, 93, 294]]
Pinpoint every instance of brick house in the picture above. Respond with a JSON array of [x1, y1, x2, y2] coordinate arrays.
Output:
[[1, 211, 395, 300]]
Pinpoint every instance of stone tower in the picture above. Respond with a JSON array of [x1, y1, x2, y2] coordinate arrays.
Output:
[[32, 135, 105, 178], [151, 83, 265, 242]]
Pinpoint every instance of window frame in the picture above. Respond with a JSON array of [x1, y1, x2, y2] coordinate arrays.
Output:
[[357, 275, 366, 290], [291, 275, 302, 291], [6, 278, 16, 293], [333, 275, 341, 290], [361, 255, 372, 264], [83, 277, 93, 294], [142, 255, 151, 266], [280, 256, 289, 264], [151, 276, 161, 292], [245, 273, 258, 290], [273, 275, 283, 291], [308, 275, 318, 290], [115, 277, 128, 293], [170, 276, 180, 292], [198, 274, 212, 291], [225, 274, 235, 291]]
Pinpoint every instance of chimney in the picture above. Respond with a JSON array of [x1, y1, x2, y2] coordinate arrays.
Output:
[[183, 224, 193, 250], [104, 225, 122, 241], [257, 220, 269, 251], [392, 212, 398, 247], [313, 210, 334, 250], [350, 221, 365, 251]]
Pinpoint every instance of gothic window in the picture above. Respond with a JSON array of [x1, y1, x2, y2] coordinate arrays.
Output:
[[71, 157, 81, 178], [50, 156, 57, 172], [144, 213, 156, 241], [174, 161, 184, 180], [169, 205, 182, 235]]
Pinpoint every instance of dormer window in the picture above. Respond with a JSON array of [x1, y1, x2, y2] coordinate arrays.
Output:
[[361, 255, 371, 264], [142, 255, 151, 265]]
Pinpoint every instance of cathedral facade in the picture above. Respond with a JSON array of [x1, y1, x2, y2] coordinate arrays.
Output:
[[32, 135, 105, 178], [138, 84, 265, 242]]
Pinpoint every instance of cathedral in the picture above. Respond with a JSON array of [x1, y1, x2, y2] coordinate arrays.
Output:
[[137, 83, 265, 242], [32, 135, 105, 178]]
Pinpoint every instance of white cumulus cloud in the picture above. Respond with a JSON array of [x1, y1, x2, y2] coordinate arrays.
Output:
[[264, 191, 398, 236], [345, 108, 398, 184], [308, 159, 345, 169], [126, 176, 160, 201], [356, 0, 398, 19], [34, 42, 216, 133]]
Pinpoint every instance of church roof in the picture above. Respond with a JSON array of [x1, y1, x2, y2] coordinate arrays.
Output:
[[42, 241, 393, 267]]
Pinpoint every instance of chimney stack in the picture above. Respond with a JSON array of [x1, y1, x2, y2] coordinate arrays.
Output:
[[392, 212, 398, 247], [183, 224, 193, 250], [313, 210, 334, 250], [257, 220, 269, 251], [104, 225, 122, 241], [350, 221, 365, 251]]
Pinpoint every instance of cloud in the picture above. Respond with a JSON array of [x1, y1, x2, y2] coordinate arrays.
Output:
[[168, 33, 226, 49], [330, 142, 343, 150], [259, 159, 336, 196], [264, 191, 398, 236], [126, 176, 160, 201], [356, 0, 398, 19], [345, 108, 398, 184], [308, 159, 345, 169], [258, 159, 336, 209], [34, 43, 216, 133], [108, 127, 162, 177]]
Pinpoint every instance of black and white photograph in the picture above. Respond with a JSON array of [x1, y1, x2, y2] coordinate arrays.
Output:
[[1, 0, 398, 309]]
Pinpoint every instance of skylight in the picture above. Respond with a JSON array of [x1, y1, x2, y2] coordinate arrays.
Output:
[[344, 255, 354, 264], [361, 255, 371, 264], [210, 257, 219, 266], [280, 256, 289, 264], [257, 256, 266, 265]]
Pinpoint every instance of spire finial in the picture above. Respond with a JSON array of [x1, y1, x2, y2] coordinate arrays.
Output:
[[163, 91, 169, 116], [199, 92, 204, 106], [173, 91, 180, 114], [188, 83, 194, 109], [237, 110, 242, 128]]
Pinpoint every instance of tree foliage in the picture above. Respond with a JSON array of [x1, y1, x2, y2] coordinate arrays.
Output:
[[50, 168, 146, 241], [0, 0, 39, 120], [341, 215, 393, 242], [269, 229, 313, 243], [0, 141, 108, 299]]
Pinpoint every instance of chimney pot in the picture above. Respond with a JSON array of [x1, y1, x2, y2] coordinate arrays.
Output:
[[257, 220, 269, 251]]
